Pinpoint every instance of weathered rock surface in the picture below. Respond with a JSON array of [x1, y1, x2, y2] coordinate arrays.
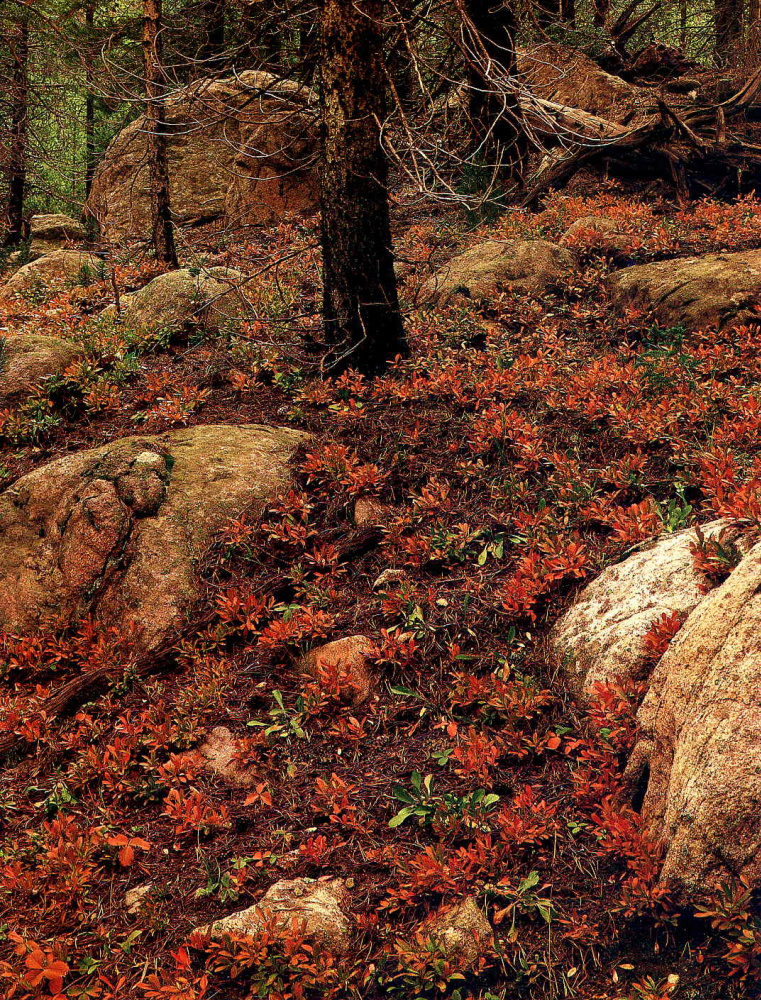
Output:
[[518, 43, 646, 121], [609, 249, 761, 332], [196, 878, 352, 954], [1, 250, 101, 298], [124, 883, 153, 916], [0, 334, 83, 404], [422, 239, 575, 305], [28, 213, 87, 262], [300, 635, 377, 705], [626, 540, 761, 895], [86, 72, 318, 241], [420, 898, 493, 966], [0, 424, 308, 648], [30, 213, 86, 243], [549, 521, 740, 700], [102, 267, 248, 335], [198, 726, 254, 787]]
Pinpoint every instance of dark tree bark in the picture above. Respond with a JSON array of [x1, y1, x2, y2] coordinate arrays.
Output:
[[85, 2, 96, 200], [593, 0, 610, 29], [317, 0, 406, 374], [462, 0, 527, 184], [714, 0, 742, 66], [4, 14, 30, 247], [198, 0, 225, 65], [750, 0, 761, 65], [143, 0, 178, 267]]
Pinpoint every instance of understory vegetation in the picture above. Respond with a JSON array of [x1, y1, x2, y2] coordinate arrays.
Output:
[[1, 189, 760, 998]]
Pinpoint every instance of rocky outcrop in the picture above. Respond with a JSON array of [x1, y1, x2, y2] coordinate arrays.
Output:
[[626, 541, 761, 895], [86, 72, 318, 242], [518, 43, 646, 122], [608, 249, 761, 332], [549, 521, 740, 700], [421, 239, 575, 305], [0, 334, 84, 404], [0, 424, 308, 649], [1, 250, 102, 298], [195, 878, 352, 954], [102, 267, 248, 335], [28, 213, 87, 262]]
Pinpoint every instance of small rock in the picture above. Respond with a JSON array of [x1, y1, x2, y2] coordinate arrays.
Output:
[[353, 497, 388, 527], [608, 248, 761, 332], [300, 635, 377, 705], [101, 267, 249, 336], [421, 239, 575, 305], [198, 726, 254, 787], [420, 897, 493, 966], [372, 568, 407, 591], [194, 877, 352, 954], [30, 213, 87, 243], [1, 250, 103, 298], [125, 883, 153, 916], [0, 334, 84, 405]]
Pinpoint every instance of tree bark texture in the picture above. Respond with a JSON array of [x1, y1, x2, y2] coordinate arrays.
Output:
[[463, 0, 527, 183], [714, 0, 743, 66], [143, 0, 178, 267], [318, 0, 406, 374], [4, 15, 30, 247]]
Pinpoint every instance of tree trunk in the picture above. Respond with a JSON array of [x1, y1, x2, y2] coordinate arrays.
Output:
[[198, 0, 225, 65], [593, 0, 610, 29], [714, 0, 742, 67], [463, 0, 527, 184], [749, 0, 761, 65], [4, 15, 30, 247], [85, 2, 96, 200], [143, 0, 178, 267], [318, 0, 406, 374]]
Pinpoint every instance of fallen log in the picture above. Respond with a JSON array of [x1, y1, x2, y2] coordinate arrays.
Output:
[[520, 65, 761, 205]]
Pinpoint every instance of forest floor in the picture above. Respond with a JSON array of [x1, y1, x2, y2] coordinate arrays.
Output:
[[1, 182, 761, 1000]]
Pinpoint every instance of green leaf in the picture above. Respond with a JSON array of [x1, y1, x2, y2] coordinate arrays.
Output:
[[393, 786, 416, 805], [389, 806, 416, 828]]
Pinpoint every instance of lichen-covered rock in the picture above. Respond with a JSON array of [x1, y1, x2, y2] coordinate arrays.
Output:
[[608, 249, 761, 332], [626, 540, 761, 895], [1, 250, 102, 298], [30, 214, 87, 243], [0, 334, 83, 404], [101, 267, 248, 335], [549, 521, 741, 700], [422, 239, 575, 305], [27, 214, 87, 262], [300, 635, 377, 705], [86, 71, 318, 241], [419, 898, 493, 966], [195, 878, 352, 954], [198, 726, 254, 787], [0, 424, 308, 649]]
